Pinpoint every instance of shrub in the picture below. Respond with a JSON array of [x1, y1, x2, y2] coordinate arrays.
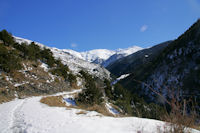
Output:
[[0, 29, 15, 46], [161, 96, 198, 133], [104, 79, 113, 99], [40, 48, 56, 67], [136, 80, 199, 132], [27, 42, 41, 60], [68, 73, 77, 84], [0, 44, 22, 72], [51, 64, 69, 79], [76, 70, 103, 105]]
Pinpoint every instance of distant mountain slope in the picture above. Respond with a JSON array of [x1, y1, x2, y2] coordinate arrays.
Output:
[[57, 46, 143, 66], [117, 19, 200, 103], [63, 49, 115, 63], [107, 41, 172, 77], [102, 46, 143, 67]]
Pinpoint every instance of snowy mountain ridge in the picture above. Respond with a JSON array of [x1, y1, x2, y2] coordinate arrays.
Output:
[[14, 36, 110, 79], [14, 36, 142, 77], [102, 45, 143, 67], [58, 45, 143, 66], [81, 49, 115, 62], [115, 45, 143, 56]]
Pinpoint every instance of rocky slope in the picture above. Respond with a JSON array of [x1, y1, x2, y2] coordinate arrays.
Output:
[[0, 33, 110, 104], [15, 37, 110, 79], [0, 61, 72, 102]]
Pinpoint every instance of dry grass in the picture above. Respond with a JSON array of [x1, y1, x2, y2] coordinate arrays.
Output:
[[0, 95, 14, 104], [0, 73, 7, 81], [76, 110, 87, 115], [0, 88, 7, 94], [12, 71, 26, 82], [70, 82, 80, 89], [40, 96, 66, 107], [40, 95, 118, 117], [0, 87, 15, 104], [162, 112, 195, 133], [78, 104, 114, 116], [193, 126, 200, 131]]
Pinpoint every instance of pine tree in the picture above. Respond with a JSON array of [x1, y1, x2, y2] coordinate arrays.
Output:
[[0, 30, 14, 46]]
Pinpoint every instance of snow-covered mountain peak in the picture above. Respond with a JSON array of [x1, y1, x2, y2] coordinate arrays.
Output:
[[116, 45, 143, 56], [63, 46, 143, 66], [101, 46, 143, 67], [14, 36, 143, 67], [80, 46, 143, 63], [80, 49, 115, 62], [62, 49, 84, 60]]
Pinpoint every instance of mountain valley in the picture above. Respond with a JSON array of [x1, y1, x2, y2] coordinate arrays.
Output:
[[0, 19, 200, 133]]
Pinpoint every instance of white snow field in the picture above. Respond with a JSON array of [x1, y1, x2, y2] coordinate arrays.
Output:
[[0, 90, 199, 133]]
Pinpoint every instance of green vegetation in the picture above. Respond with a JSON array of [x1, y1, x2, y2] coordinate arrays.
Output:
[[112, 83, 133, 114], [76, 70, 103, 105], [0, 29, 15, 46], [13, 41, 56, 67], [104, 79, 165, 119], [0, 44, 22, 72], [40, 48, 56, 67], [108, 19, 200, 119], [0, 29, 22, 72], [104, 79, 113, 99], [0, 29, 76, 84], [50, 60, 69, 78]]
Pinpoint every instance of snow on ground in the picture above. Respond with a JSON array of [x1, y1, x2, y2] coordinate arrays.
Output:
[[112, 74, 130, 85], [0, 90, 199, 133], [51, 47, 111, 79], [116, 46, 143, 56], [40, 63, 49, 72], [80, 49, 116, 62], [105, 102, 120, 115], [14, 81, 29, 87]]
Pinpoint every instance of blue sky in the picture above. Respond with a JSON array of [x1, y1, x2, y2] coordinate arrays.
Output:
[[0, 0, 200, 51]]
